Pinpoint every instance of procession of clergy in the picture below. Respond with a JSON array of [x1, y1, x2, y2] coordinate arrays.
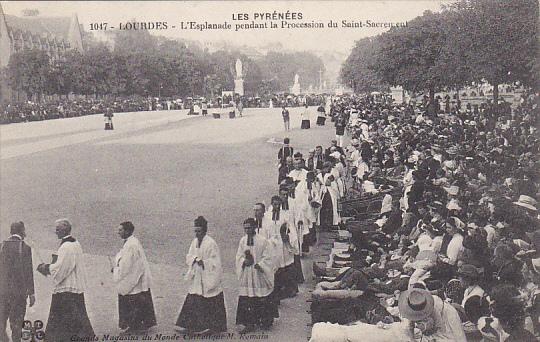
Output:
[[0, 133, 345, 342]]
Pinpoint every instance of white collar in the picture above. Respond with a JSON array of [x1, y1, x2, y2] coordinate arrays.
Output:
[[10, 234, 23, 240]]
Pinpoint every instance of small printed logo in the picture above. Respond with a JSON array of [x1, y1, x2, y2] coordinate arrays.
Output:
[[22, 320, 45, 341]]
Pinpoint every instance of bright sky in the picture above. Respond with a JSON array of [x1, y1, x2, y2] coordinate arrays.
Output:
[[2, 1, 452, 53]]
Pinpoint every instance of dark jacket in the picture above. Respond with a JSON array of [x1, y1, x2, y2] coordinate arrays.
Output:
[[278, 146, 294, 164], [0, 235, 34, 297], [308, 156, 324, 171]]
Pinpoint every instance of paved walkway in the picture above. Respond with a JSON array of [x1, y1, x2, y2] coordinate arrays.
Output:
[[1, 110, 193, 159], [1, 107, 334, 341]]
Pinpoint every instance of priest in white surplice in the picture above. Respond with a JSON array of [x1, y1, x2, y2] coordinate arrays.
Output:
[[37, 219, 95, 342], [261, 195, 299, 303], [295, 171, 322, 252], [175, 216, 227, 334], [235, 218, 276, 334], [113, 221, 157, 334], [318, 162, 341, 228], [288, 157, 308, 182], [281, 181, 306, 284]]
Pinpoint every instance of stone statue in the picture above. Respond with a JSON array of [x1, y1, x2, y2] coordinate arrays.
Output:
[[235, 59, 243, 79], [291, 74, 301, 95]]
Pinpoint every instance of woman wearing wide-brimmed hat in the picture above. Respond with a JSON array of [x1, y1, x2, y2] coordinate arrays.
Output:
[[398, 288, 466, 341]]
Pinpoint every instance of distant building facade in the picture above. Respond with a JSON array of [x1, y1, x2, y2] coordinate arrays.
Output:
[[0, 3, 84, 103]]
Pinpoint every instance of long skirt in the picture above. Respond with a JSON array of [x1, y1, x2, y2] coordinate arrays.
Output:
[[301, 119, 311, 129], [118, 290, 157, 331], [320, 192, 334, 230], [45, 292, 94, 342], [293, 255, 305, 284], [176, 292, 227, 332], [303, 225, 317, 250], [273, 263, 298, 301], [316, 116, 326, 125], [236, 295, 275, 328]]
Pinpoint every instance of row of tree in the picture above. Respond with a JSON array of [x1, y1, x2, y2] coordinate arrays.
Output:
[[340, 0, 539, 107], [4, 29, 325, 101]]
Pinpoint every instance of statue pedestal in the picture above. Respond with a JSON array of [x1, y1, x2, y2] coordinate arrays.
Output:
[[290, 83, 300, 95], [234, 79, 244, 96]]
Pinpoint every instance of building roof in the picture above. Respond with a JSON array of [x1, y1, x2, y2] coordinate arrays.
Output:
[[4, 14, 72, 41]]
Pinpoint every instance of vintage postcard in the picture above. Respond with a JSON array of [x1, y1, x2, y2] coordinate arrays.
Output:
[[0, 1, 538, 341]]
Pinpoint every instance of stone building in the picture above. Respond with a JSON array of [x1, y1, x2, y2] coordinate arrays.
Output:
[[0, 3, 84, 103]]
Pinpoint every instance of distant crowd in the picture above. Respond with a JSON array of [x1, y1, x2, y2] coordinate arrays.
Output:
[[0, 93, 326, 124]]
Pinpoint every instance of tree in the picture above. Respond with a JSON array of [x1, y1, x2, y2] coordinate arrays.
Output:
[[448, 0, 539, 102], [340, 37, 388, 93], [6, 49, 51, 101], [374, 11, 449, 113], [259, 51, 325, 92], [113, 27, 158, 55]]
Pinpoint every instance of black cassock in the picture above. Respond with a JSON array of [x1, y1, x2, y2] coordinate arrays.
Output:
[[118, 290, 157, 331], [176, 292, 227, 332], [45, 292, 94, 342]]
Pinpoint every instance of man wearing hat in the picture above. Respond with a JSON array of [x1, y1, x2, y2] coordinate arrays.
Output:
[[513, 195, 537, 213], [399, 288, 466, 341]]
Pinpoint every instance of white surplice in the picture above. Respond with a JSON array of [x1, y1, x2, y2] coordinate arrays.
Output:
[[318, 172, 341, 225], [295, 179, 321, 232], [49, 237, 88, 294], [288, 168, 308, 182], [113, 235, 153, 296], [285, 195, 307, 253], [184, 235, 223, 298], [236, 235, 275, 297], [261, 209, 297, 269]]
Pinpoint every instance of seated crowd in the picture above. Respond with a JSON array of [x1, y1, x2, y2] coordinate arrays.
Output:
[[305, 93, 539, 341], [0, 97, 153, 124]]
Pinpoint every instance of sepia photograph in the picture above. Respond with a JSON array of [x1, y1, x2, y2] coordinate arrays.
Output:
[[0, 1, 538, 341]]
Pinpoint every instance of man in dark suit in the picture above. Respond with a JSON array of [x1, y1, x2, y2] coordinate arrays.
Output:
[[313, 146, 325, 171], [277, 138, 294, 167], [278, 156, 293, 184], [0, 221, 35, 342]]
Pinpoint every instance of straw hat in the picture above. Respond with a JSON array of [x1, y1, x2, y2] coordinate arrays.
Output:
[[513, 195, 537, 211], [398, 288, 434, 321]]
